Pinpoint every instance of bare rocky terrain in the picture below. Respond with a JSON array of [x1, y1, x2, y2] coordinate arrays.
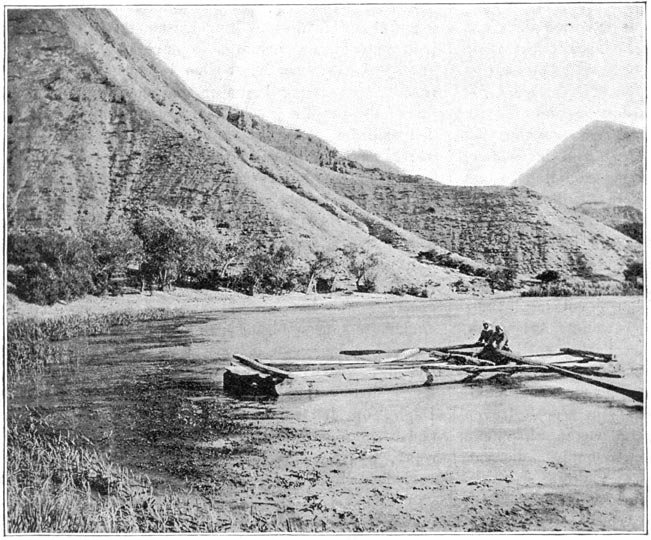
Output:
[[7, 8, 642, 287]]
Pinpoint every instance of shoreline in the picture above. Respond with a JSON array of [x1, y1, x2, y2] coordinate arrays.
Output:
[[6, 288, 643, 533], [7, 286, 519, 322]]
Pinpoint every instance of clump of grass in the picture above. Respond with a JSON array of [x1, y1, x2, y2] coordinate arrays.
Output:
[[7, 410, 227, 533], [7, 308, 179, 379], [521, 280, 639, 297]]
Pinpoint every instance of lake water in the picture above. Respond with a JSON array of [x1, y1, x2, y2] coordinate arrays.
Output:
[[10, 296, 645, 531]]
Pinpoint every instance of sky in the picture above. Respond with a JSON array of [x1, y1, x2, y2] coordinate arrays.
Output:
[[111, 4, 645, 186]]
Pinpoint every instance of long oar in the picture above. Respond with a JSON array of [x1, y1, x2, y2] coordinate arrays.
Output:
[[339, 343, 478, 356], [496, 350, 643, 404]]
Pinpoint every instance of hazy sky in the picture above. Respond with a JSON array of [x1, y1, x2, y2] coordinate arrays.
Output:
[[111, 4, 645, 186]]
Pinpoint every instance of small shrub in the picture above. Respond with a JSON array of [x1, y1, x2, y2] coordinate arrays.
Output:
[[340, 244, 380, 292], [535, 269, 561, 284], [488, 267, 518, 291], [624, 261, 643, 288], [305, 250, 341, 293], [389, 284, 429, 297]]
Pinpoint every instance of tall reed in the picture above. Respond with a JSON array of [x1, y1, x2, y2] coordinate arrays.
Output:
[[7, 308, 178, 379], [7, 411, 227, 533]]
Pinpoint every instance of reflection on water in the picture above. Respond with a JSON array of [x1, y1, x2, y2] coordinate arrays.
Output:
[[9, 296, 644, 495]]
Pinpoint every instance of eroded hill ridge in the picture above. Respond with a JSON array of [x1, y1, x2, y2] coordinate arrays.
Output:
[[7, 8, 642, 289]]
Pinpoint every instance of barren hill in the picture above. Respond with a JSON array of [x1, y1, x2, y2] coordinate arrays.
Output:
[[316, 177, 641, 277], [212, 107, 641, 278], [6, 8, 642, 288], [6, 8, 469, 293], [513, 121, 643, 210]]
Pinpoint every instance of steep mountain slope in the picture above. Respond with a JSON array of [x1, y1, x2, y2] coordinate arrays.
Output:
[[211, 107, 642, 278], [6, 8, 473, 293], [513, 121, 644, 210], [7, 8, 642, 288], [208, 104, 439, 185]]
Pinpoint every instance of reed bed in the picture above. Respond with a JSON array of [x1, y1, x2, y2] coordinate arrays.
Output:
[[7, 308, 179, 379], [521, 281, 641, 297], [7, 410, 228, 533]]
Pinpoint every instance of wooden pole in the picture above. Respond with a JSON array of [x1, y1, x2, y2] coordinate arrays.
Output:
[[339, 343, 479, 356], [495, 350, 643, 403]]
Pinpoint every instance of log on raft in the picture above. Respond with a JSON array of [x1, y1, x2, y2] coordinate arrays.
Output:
[[560, 348, 616, 361], [493, 350, 642, 403], [339, 343, 479, 356], [423, 363, 620, 378]]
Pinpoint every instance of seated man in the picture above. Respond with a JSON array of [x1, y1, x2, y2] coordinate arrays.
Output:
[[478, 324, 510, 364], [476, 321, 494, 346]]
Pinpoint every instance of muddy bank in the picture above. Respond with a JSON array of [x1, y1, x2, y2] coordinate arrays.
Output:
[[17, 386, 639, 533], [192, 402, 642, 532]]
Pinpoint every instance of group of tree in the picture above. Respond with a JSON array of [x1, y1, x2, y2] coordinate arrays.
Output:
[[7, 206, 383, 305], [614, 222, 643, 244]]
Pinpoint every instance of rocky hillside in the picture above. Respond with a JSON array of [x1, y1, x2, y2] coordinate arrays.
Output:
[[213, 106, 641, 278], [208, 104, 439, 185], [208, 104, 351, 173], [6, 8, 474, 293], [315, 176, 642, 277], [7, 8, 642, 289], [513, 121, 643, 210]]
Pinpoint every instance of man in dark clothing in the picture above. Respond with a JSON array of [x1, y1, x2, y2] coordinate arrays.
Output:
[[488, 325, 509, 351], [478, 324, 510, 364], [476, 321, 494, 346]]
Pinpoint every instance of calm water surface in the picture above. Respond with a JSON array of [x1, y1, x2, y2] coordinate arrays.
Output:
[[11, 296, 645, 500]]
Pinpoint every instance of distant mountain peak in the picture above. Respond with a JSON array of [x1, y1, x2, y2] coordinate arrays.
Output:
[[513, 121, 643, 210], [344, 150, 403, 174]]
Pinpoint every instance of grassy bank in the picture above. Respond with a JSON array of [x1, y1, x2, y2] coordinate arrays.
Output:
[[7, 410, 228, 533], [7, 308, 179, 379]]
